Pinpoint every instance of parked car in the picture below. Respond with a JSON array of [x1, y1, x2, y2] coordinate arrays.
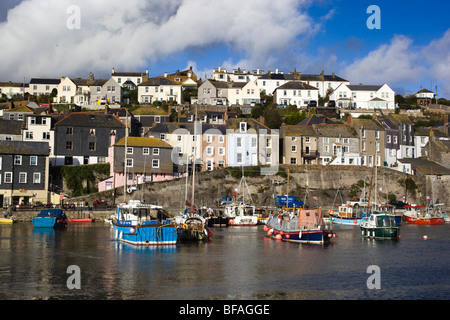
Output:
[[346, 198, 370, 207]]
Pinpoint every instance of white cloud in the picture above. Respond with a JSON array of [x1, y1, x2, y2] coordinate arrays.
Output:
[[342, 35, 425, 86], [340, 31, 450, 98], [0, 0, 317, 81]]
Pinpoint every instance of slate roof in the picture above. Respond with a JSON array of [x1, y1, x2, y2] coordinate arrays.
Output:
[[297, 114, 336, 126], [0, 119, 22, 135], [276, 81, 319, 90], [347, 85, 383, 91], [114, 137, 173, 149], [352, 118, 384, 130], [139, 77, 176, 86], [29, 78, 61, 85], [0, 140, 49, 156], [398, 157, 450, 175], [282, 125, 316, 137], [149, 122, 227, 135], [311, 124, 358, 138], [55, 112, 125, 128]]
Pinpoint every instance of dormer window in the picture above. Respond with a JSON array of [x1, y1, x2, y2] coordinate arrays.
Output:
[[90, 128, 96, 136], [239, 122, 247, 133]]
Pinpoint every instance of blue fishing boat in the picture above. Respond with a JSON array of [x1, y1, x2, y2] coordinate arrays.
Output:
[[265, 208, 336, 245], [329, 205, 364, 226], [112, 200, 177, 246], [32, 209, 68, 228]]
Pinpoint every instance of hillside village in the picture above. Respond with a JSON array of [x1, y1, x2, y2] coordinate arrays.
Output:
[[0, 66, 449, 210]]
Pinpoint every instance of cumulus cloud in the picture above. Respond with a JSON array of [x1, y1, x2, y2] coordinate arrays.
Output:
[[0, 0, 317, 81], [341, 31, 450, 97], [342, 35, 425, 86]]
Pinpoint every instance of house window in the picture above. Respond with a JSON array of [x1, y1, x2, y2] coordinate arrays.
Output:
[[25, 132, 33, 139], [218, 160, 225, 168], [237, 153, 242, 163], [206, 147, 213, 156], [4, 172, 12, 183], [127, 147, 133, 154], [361, 129, 365, 138], [30, 117, 36, 124], [219, 136, 224, 143], [152, 148, 160, 156], [30, 156, 38, 166], [19, 172, 27, 184], [239, 122, 247, 133], [89, 129, 96, 136], [252, 137, 257, 147], [89, 142, 96, 151], [66, 141, 73, 150], [393, 136, 398, 144], [143, 148, 150, 155], [42, 132, 50, 140], [152, 159, 160, 168], [290, 158, 297, 165], [14, 155, 22, 165], [33, 172, 41, 184], [126, 159, 133, 167], [218, 147, 225, 155], [387, 135, 391, 143], [160, 133, 166, 140], [291, 145, 297, 152], [67, 127, 73, 135], [237, 137, 242, 147], [154, 116, 161, 123]]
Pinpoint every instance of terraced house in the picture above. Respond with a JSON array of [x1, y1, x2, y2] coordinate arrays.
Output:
[[0, 141, 49, 207], [53, 112, 126, 166], [98, 136, 174, 192]]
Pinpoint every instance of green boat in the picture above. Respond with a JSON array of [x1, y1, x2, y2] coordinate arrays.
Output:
[[360, 211, 399, 239]]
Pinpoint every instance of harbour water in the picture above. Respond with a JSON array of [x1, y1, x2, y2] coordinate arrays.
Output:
[[0, 221, 449, 300]]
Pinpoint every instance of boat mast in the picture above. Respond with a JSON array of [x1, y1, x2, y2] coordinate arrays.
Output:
[[190, 107, 198, 216], [123, 111, 128, 202]]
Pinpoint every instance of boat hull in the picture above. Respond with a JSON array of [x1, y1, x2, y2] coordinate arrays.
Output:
[[330, 214, 363, 226], [404, 216, 444, 225], [0, 218, 15, 224], [269, 229, 333, 245], [113, 221, 177, 245], [361, 226, 399, 239], [69, 218, 95, 222], [229, 216, 258, 226], [207, 216, 230, 227], [32, 217, 67, 228]]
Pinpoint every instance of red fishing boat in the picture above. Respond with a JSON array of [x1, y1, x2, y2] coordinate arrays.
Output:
[[403, 205, 444, 225], [69, 217, 95, 222]]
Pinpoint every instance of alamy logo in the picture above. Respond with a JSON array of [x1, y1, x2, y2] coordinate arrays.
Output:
[[366, 5, 381, 30], [366, 265, 381, 289], [67, 265, 81, 290], [66, 5, 81, 30]]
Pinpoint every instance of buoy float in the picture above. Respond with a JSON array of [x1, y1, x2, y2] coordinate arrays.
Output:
[[328, 233, 332, 238], [229, 219, 234, 225], [423, 235, 428, 240], [280, 231, 284, 236], [130, 228, 136, 234], [275, 234, 282, 240], [285, 234, 290, 239], [208, 231, 213, 238], [263, 225, 269, 232]]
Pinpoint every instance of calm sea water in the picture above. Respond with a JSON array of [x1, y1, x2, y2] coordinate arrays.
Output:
[[0, 221, 449, 300]]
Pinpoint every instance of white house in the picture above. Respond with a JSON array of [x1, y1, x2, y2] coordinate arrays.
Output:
[[138, 77, 183, 104], [22, 114, 57, 164], [211, 67, 264, 83], [225, 119, 278, 168], [27, 78, 60, 96], [111, 68, 149, 87], [273, 81, 319, 107], [329, 83, 395, 110], [0, 82, 28, 99], [197, 80, 261, 106]]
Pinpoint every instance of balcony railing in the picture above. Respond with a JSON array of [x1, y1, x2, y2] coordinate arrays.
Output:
[[301, 150, 318, 159]]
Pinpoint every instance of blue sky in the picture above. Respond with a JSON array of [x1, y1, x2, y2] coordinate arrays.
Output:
[[1, 0, 449, 97]]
